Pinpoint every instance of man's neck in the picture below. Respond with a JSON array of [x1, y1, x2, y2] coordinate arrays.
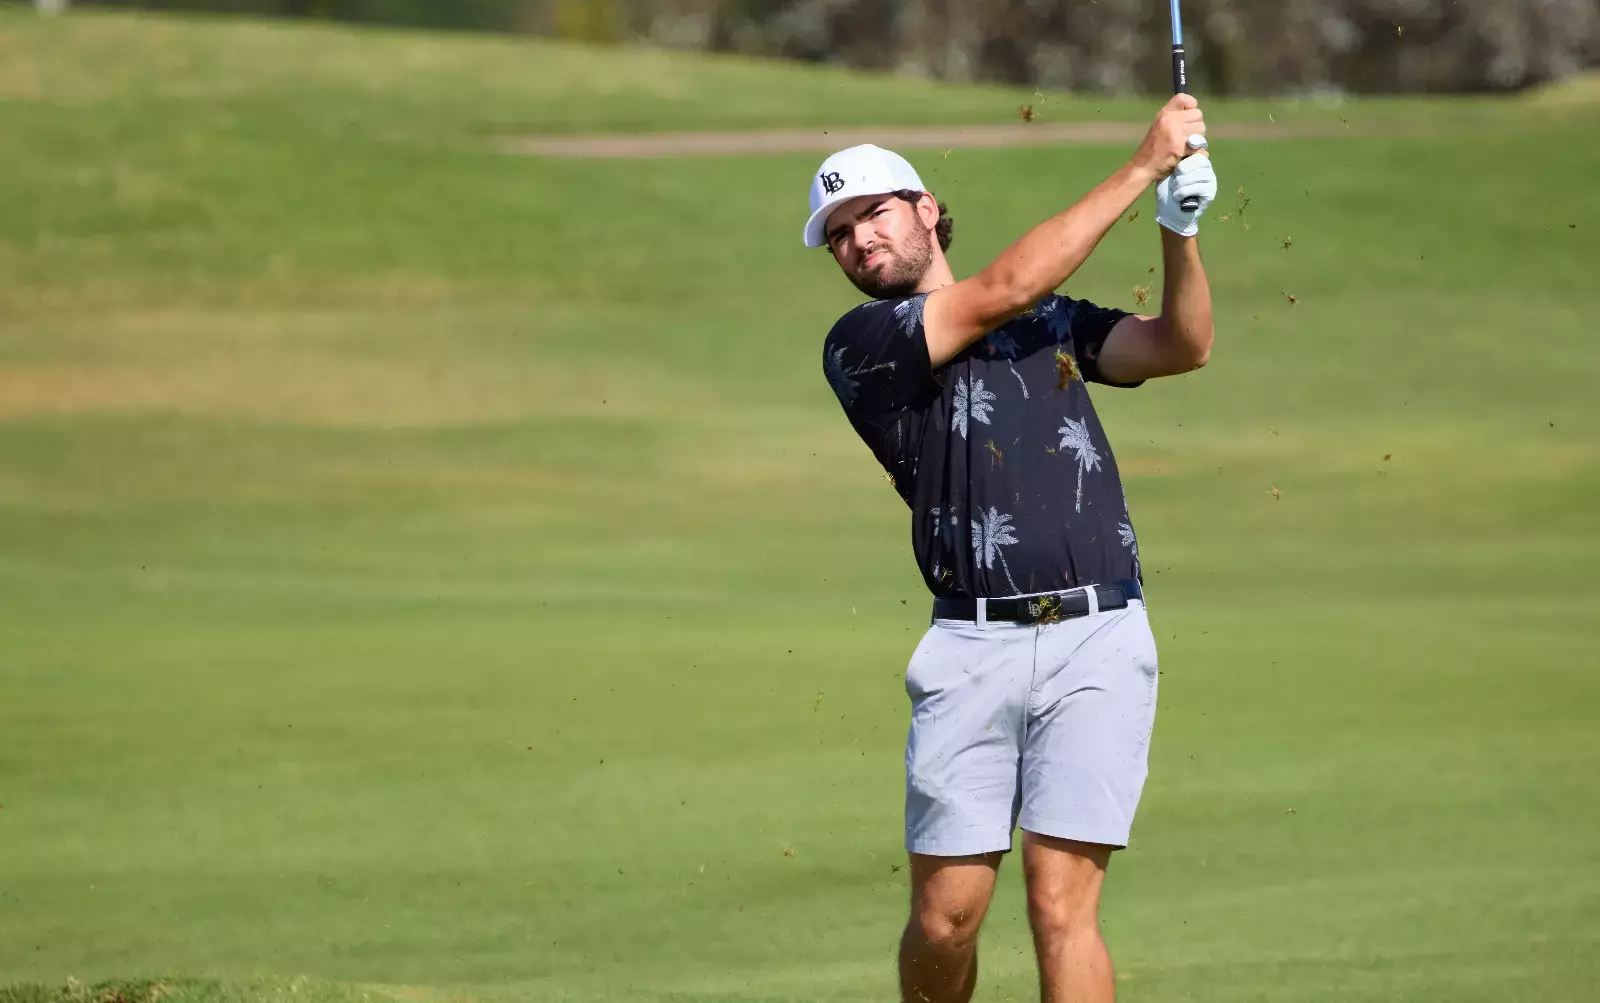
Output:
[[915, 252, 956, 295]]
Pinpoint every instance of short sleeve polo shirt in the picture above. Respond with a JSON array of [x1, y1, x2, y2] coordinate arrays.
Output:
[[823, 292, 1143, 598]]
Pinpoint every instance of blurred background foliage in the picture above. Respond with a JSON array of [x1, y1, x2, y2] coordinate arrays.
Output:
[[20, 0, 1600, 95]]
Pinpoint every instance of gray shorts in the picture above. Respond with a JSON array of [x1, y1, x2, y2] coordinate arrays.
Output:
[[903, 599, 1160, 856]]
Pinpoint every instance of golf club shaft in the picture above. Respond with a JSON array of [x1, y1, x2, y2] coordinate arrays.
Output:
[[1169, 0, 1202, 212], [1170, 0, 1188, 95]]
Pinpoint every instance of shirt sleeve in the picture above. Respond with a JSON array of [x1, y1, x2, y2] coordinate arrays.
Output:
[[1068, 297, 1142, 388], [822, 294, 936, 417]]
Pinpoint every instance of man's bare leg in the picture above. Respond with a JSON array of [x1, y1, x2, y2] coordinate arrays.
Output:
[[899, 852, 1002, 1003], [1021, 832, 1115, 1003]]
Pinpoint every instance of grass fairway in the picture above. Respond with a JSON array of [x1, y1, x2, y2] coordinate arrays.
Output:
[[3, 7, 1599, 1002]]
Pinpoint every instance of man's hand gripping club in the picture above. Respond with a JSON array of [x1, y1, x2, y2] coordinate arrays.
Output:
[[921, 94, 1218, 368], [1135, 94, 1219, 236]]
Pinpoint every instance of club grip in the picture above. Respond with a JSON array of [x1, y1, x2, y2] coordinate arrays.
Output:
[[1172, 40, 1202, 212]]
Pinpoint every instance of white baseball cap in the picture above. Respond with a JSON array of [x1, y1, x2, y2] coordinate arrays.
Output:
[[803, 144, 928, 248]]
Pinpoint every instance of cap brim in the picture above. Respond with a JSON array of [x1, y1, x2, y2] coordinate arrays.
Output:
[[803, 195, 850, 248], [803, 188, 897, 248]]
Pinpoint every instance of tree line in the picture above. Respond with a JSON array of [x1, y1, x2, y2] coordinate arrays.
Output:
[[45, 0, 1600, 94]]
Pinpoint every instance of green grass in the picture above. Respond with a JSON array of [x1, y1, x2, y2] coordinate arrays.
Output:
[[2, 6, 1600, 1002], [0, 979, 421, 1003]]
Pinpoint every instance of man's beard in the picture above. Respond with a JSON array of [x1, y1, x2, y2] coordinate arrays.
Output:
[[847, 236, 934, 300]]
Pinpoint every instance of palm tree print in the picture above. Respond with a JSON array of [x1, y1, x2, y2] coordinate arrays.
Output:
[[970, 506, 1021, 593], [984, 328, 1030, 399], [823, 345, 857, 404], [894, 294, 927, 337], [1119, 498, 1141, 577], [952, 376, 995, 440], [985, 330, 1020, 360], [824, 345, 896, 407], [1057, 417, 1104, 513], [1038, 295, 1077, 342], [1118, 520, 1140, 574]]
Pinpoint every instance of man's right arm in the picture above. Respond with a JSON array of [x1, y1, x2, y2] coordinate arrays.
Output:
[[922, 94, 1207, 369]]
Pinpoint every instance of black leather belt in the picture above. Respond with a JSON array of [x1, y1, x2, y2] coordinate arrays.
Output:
[[932, 579, 1143, 625]]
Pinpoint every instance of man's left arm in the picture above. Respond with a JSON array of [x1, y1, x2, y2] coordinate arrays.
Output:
[[1095, 229, 1213, 384], [1094, 149, 1218, 384]]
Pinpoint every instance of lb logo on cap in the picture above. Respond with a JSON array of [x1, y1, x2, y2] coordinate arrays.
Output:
[[804, 145, 926, 247]]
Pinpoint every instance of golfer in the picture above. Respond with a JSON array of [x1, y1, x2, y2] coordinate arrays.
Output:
[[808, 95, 1218, 1002]]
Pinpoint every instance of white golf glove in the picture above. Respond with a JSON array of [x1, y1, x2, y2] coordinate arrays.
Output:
[[1155, 136, 1218, 237]]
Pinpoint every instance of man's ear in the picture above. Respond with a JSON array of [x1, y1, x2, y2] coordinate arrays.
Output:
[[919, 193, 940, 231]]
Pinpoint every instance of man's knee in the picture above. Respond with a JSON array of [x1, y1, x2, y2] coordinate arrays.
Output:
[[904, 852, 1000, 957], [1025, 885, 1099, 942], [1021, 833, 1109, 943], [909, 901, 983, 954]]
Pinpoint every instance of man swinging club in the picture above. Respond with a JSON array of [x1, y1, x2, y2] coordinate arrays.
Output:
[[808, 95, 1218, 1002]]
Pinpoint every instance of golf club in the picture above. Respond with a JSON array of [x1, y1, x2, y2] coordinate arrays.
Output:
[[1169, 0, 1202, 212]]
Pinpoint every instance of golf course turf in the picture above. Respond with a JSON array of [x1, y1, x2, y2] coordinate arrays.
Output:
[[1, 8, 1598, 1002]]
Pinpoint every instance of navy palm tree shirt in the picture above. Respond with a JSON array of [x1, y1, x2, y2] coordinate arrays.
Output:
[[823, 292, 1143, 599]]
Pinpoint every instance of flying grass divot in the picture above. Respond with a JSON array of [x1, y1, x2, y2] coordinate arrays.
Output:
[[1213, 185, 1253, 228], [1053, 349, 1079, 390]]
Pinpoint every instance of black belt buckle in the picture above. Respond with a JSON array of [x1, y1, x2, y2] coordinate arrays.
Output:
[[932, 579, 1142, 625], [1026, 594, 1066, 624]]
